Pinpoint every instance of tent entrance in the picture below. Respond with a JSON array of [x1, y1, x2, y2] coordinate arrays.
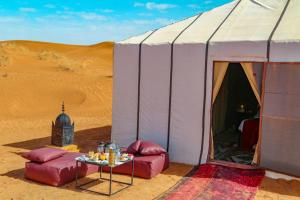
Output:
[[212, 63, 261, 165]]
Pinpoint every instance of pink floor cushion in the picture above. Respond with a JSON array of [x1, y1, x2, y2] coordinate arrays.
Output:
[[25, 152, 99, 186], [22, 147, 67, 163], [103, 153, 169, 179]]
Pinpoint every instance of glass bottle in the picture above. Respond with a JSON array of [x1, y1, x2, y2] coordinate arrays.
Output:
[[108, 147, 115, 166]]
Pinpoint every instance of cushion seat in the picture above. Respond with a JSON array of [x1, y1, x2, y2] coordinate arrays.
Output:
[[103, 153, 169, 179], [23, 141, 169, 186], [25, 152, 99, 186]]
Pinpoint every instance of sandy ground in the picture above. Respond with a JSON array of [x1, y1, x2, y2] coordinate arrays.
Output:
[[0, 40, 299, 200]]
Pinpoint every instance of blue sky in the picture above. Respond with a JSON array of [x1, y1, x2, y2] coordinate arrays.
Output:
[[0, 0, 232, 45]]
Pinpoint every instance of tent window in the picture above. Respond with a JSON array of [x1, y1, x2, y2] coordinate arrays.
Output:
[[212, 62, 262, 165]]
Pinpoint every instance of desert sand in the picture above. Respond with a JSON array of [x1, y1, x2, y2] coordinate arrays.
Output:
[[0, 40, 299, 200]]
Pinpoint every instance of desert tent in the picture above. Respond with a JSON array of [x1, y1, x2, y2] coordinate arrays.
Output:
[[112, 0, 300, 177]]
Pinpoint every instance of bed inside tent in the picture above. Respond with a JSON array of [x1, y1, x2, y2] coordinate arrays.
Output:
[[211, 62, 263, 165]]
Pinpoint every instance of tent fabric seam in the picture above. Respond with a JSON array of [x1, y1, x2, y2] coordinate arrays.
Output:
[[267, 0, 291, 62], [136, 29, 158, 140], [166, 13, 203, 152], [199, 0, 242, 165]]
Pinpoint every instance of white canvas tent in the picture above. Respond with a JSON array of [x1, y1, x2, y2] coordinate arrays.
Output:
[[112, 0, 300, 176]]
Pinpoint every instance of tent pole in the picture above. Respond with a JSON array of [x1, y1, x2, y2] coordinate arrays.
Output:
[[254, 62, 267, 165]]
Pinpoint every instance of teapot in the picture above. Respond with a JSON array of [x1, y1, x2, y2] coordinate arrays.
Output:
[[97, 142, 106, 153], [104, 141, 119, 153]]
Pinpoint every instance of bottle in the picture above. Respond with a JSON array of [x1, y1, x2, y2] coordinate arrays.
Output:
[[115, 148, 121, 162], [108, 147, 115, 166], [97, 142, 105, 153]]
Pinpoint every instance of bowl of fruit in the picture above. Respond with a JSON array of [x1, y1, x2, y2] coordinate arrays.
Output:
[[99, 152, 107, 161], [120, 153, 134, 161]]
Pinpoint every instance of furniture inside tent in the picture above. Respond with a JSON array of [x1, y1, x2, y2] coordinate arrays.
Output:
[[212, 62, 262, 165], [112, 0, 300, 177]]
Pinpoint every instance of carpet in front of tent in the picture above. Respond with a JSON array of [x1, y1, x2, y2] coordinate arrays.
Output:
[[159, 164, 265, 200]]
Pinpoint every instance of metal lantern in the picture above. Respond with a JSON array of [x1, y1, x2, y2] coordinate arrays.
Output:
[[51, 102, 74, 147]]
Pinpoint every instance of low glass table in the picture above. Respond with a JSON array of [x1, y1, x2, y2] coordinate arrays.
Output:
[[75, 156, 134, 196]]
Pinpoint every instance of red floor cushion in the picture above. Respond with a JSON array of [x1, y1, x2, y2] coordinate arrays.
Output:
[[139, 141, 166, 156], [25, 152, 99, 186], [103, 140, 169, 179], [127, 140, 142, 154], [103, 153, 169, 179]]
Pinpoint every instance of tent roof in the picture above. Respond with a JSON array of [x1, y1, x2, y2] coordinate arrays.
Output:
[[272, 0, 300, 41], [119, 0, 299, 45], [211, 0, 286, 42]]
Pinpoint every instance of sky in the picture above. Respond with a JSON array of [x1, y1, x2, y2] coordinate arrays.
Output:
[[0, 0, 232, 45]]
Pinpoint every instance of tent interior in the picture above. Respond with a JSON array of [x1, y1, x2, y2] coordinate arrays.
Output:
[[212, 63, 262, 165]]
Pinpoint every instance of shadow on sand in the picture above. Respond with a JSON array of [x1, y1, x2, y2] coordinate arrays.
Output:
[[1, 126, 112, 196], [0, 167, 107, 196], [3, 126, 111, 153]]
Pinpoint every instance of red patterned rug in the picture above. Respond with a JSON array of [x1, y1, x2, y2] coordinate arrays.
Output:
[[160, 164, 265, 200]]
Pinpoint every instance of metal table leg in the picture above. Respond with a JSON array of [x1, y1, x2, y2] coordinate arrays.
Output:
[[75, 160, 78, 187], [76, 160, 134, 196], [109, 167, 112, 195], [100, 166, 102, 179], [131, 159, 134, 185]]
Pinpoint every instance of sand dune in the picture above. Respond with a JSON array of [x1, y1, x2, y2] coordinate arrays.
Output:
[[0, 40, 113, 121]]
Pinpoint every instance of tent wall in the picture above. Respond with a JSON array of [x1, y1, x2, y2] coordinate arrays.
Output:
[[111, 44, 139, 147], [138, 44, 171, 149], [270, 42, 300, 62], [112, 31, 155, 147], [261, 63, 300, 176], [168, 44, 206, 164], [137, 16, 198, 150]]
